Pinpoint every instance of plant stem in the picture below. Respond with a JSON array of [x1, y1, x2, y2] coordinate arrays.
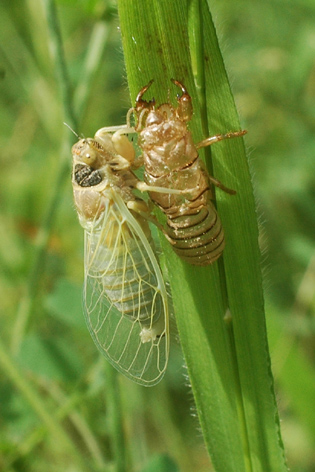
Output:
[[11, 0, 77, 355], [74, 12, 115, 118], [188, 0, 207, 136], [7, 2, 126, 470], [188, 9, 252, 466], [225, 311, 253, 472], [42, 0, 77, 130], [104, 362, 127, 472]]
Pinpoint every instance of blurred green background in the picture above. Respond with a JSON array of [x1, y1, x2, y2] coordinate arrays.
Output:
[[0, 1, 315, 471]]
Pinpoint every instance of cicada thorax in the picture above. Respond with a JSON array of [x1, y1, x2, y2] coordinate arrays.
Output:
[[134, 81, 227, 265], [72, 131, 133, 221]]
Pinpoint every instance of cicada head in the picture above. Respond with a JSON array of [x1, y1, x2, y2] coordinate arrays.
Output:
[[72, 138, 103, 167], [145, 104, 175, 127]]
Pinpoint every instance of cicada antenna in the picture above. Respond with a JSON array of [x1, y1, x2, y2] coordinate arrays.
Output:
[[63, 122, 82, 139], [126, 107, 135, 129]]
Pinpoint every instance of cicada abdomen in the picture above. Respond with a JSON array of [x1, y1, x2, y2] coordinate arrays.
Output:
[[131, 79, 246, 265], [71, 128, 169, 386]]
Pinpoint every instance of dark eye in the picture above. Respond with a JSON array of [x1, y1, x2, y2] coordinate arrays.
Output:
[[74, 164, 102, 187]]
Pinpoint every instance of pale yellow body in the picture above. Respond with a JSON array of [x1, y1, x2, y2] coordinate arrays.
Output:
[[71, 128, 169, 386]]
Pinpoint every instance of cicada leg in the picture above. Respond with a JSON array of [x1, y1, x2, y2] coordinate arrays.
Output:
[[207, 175, 236, 195], [135, 79, 155, 109], [95, 124, 134, 135], [196, 129, 247, 195], [94, 126, 141, 169], [135, 181, 193, 196], [196, 129, 247, 150], [127, 200, 166, 236]]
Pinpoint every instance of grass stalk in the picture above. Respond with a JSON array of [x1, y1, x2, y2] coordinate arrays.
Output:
[[189, 4, 253, 469], [74, 8, 116, 118], [104, 362, 128, 472], [117, 0, 287, 470], [4, 372, 108, 470], [188, 0, 207, 135], [11, 139, 73, 355], [42, 0, 77, 130], [7, 2, 127, 470], [40, 380, 107, 469], [11, 1, 112, 354], [0, 337, 84, 467], [11, 0, 77, 355]]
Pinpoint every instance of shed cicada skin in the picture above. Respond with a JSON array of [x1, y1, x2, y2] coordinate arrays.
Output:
[[129, 79, 246, 266], [71, 128, 169, 386]]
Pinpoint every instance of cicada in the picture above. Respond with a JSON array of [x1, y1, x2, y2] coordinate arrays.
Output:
[[71, 127, 169, 386], [128, 79, 246, 265]]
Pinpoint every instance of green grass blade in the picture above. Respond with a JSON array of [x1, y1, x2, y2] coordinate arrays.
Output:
[[11, 0, 77, 355], [74, 6, 116, 118], [104, 363, 128, 472], [0, 338, 84, 468], [6, 2, 127, 470], [117, 0, 287, 471]]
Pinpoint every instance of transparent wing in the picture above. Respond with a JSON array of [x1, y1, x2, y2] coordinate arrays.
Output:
[[83, 191, 169, 386]]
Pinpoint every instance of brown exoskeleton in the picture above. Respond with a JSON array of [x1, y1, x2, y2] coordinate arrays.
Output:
[[128, 79, 246, 265]]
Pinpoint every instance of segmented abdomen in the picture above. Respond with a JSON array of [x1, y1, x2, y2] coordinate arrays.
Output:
[[165, 202, 225, 265], [140, 122, 225, 266]]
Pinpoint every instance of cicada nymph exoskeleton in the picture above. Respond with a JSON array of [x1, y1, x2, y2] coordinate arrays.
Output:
[[71, 127, 170, 385], [128, 79, 246, 265]]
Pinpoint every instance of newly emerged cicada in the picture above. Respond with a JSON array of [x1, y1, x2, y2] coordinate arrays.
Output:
[[128, 80, 246, 265], [71, 127, 170, 386]]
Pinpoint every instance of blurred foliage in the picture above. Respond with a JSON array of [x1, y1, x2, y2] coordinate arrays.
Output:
[[0, 0, 314, 471]]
